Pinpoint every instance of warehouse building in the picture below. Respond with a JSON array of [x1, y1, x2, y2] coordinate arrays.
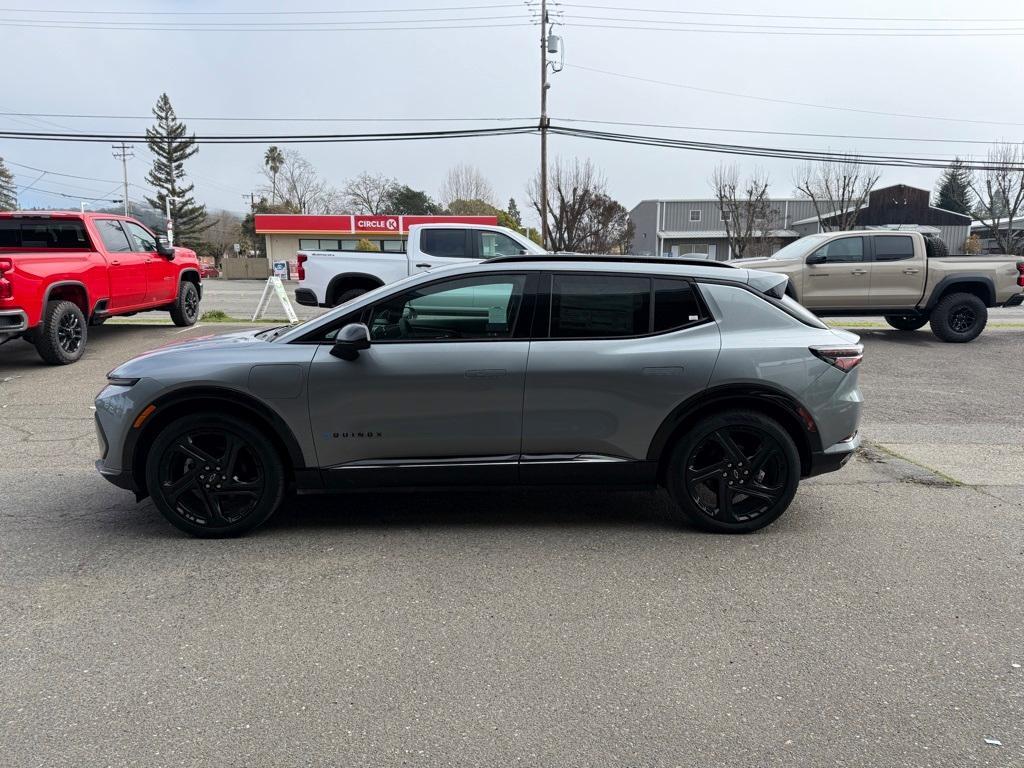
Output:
[[630, 184, 971, 259]]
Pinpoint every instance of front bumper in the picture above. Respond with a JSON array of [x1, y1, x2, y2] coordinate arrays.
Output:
[[807, 432, 861, 477], [96, 460, 136, 491], [1003, 293, 1023, 308]]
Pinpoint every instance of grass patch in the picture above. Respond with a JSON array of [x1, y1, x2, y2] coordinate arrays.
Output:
[[199, 310, 231, 321]]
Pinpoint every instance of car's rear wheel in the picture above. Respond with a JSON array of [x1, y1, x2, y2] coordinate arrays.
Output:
[[666, 410, 800, 533], [170, 281, 200, 327], [145, 413, 285, 537], [884, 314, 928, 331], [929, 292, 987, 343], [34, 300, 87, 365]]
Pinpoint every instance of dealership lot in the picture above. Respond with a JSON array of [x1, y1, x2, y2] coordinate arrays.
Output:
[[1, 321, 1022, 766]]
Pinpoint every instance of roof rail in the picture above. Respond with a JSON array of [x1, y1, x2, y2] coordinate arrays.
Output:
[[485, 254, 738, 269]]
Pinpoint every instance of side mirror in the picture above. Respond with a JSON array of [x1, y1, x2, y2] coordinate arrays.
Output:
[[806, 253, 826, 265], [156, 236, 176, 259], [330, 323, 371, 361]]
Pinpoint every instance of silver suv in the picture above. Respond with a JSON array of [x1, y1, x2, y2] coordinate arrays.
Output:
[[95, 256, 863, 537]]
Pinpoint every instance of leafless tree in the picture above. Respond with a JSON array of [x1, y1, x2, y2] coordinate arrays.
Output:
[[794, 157, 880, 231], [439, 163, 494, 208], [970, 142, 1024, 254], [201, 210, 243, 258], [711, 163, 777, 259], [343, 171, 397, 214], [260, 149, 340, 215], [527, 157, 631, 253]]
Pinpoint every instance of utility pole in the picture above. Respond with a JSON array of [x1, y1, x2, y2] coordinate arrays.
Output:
[[539, 0, 549, 250], [111, 142, 133, 217]]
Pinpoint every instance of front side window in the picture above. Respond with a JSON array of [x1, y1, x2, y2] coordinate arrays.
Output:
[[551, 274, 651, 338], [94, 219, 133, 253], [809, 237, 864, 264], [123, 221, 157, 252], [368, 274, 527, 341], [479, 231, 524, 258], [874, 235, 914, 262], [421, 229, 469, 259]]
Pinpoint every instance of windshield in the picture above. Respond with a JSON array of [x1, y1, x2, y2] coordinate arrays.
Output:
[[268, 272, 427, 341], [771, 235, 827, 260]]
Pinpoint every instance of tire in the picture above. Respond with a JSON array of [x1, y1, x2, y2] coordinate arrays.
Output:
[[884, 314, 928, 331], [331, 287, 369, 307], [170, 281, 200, 327], [923, 235, 949, 258], [665, 410, 801, 534], [929, 292, 987, 343], [34, 300, 87, 365], [145, 412, 285, 538]]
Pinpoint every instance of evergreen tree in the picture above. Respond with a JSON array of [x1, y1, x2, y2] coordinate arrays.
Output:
[[0, 156, 16, 211], [934, 158, 974, 216], [506, 197, 522, 228], [144, 93, 208, 247]]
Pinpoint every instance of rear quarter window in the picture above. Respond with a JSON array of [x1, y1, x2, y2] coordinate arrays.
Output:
[[0, 219, 91, 249]]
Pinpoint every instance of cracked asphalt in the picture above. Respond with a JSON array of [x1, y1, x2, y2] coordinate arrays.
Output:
[[1, 318, 1022, 768]]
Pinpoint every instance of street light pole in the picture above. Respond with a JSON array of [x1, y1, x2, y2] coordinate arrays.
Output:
[[539, 0, 549, 250]]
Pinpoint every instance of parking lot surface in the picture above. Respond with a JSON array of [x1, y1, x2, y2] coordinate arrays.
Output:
[[1, 319, 1022, 767]]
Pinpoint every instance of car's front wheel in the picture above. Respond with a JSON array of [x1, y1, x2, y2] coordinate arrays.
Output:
[[884, 314, 928, 331], [665, 410, 800, 533], [145, 413, 285, 537], [170, 281, 200, 327]]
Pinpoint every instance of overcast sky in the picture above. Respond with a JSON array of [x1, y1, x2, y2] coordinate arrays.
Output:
[[4, 0, 1023, 223]]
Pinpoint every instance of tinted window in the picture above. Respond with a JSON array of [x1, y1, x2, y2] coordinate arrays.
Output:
[[809, 237, 864, 264], [369, 274, 527, 341], [653, 278, 704, 331], [124, 221, 157, 252], [479, 231, 524, 258], [94, 220, 133, 253], [421, 229, 468, 259], [551, 274, 651, 338], [0, 219, 90, 249], [874, 235, 915, 261]]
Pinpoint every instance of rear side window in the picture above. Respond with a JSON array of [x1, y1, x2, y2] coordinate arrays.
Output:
[[874, 235, 915, 262], [809, 237, 864, 264], [421, 229, 469, 259], [0, 219, 91, 249], [551, 274, 651, 338], [94, 219, 133, 253], [653, 278, 705, 331]]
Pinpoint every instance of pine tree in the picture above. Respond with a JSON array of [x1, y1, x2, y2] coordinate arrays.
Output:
[[145, 93, 208, 247], [934, 158, 974, 216], [0, 156, 16, 211], [506, 197, 522, 228]]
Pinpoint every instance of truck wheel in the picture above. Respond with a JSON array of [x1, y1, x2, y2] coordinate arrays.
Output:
[[170, 281, 200, 327], [884, 315, 928, 331], [331, 287, 368, 307], [34, 300, 87, 365], [929, 292, 987, 343]]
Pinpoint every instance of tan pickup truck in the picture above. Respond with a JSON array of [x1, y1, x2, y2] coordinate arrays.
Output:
[[732, 231, 1024, 342]]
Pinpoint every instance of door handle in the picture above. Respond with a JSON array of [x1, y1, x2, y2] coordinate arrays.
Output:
[[110, 259, 121, 265], [903, 268, 920, 274], [850, 269, 867, 275], [416, 263, 432, 268]]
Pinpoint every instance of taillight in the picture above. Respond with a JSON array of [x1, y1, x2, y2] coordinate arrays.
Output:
[[296, 253, 307, 281], [810, 344, 863, 372], [0, 258, 11, 299], [1016, 262, 1024, 288]]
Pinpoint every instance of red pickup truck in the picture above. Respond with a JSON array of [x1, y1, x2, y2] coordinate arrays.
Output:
[[0, 211, 202, 364]]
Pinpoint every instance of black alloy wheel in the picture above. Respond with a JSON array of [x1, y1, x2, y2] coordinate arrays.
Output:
[[146, 414, 284, 537], [57, 310, 84, 355], [667, 410, 801, 533], [948, 305, 977, 334], [929, 292, 987, 343]]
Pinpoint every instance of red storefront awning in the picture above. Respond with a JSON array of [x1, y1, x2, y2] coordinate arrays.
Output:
[[254, 214, 498, 235]]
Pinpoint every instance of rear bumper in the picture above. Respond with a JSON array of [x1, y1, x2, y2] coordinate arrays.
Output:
[[0, 309, 28, 334], [1003, 293, 1023, 308], [807, 432, 861, 477], [294, 288, 318, 307]]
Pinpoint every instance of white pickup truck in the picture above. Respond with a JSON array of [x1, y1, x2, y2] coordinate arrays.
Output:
[[294, 223, 545, 308]]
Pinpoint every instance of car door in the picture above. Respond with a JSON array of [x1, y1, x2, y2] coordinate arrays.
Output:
[[801, 235, 871, 309], [868, 234, 927, 308], [306, 271, 536, 488], [520, 273, 722, 482], [92, 218, 147, 308], [123, 220, 177, 304], [410, 228, 474, 273]]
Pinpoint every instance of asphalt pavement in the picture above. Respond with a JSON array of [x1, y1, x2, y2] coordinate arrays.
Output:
[[1, 314, 1022, 767]]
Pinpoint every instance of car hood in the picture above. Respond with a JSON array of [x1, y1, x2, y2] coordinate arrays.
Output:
[[108, 329, 268, 377]]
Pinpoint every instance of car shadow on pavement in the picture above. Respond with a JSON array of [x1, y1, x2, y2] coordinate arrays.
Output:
[[268, 487, 686, 534]]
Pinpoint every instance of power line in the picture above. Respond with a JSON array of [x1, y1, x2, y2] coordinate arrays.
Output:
[[562, 20, 1024, 37], [0, 3, 524, 14], [561, 4, 1024, 23], [566, 63, 1024, 127], [560, 13, 1024, 33], [0, 13, 530, 27], [0, 111, 534, 123], [0, 18, 533, 32]]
